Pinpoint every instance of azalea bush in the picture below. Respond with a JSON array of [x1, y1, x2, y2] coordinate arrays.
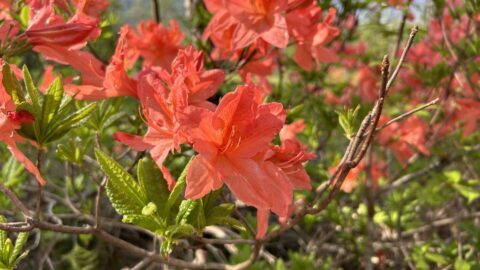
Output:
[[0, 0, 479, 269]]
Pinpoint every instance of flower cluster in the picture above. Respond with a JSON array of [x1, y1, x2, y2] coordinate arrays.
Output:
[[0, 0, 321, 238], [109, 47, 315, 238], [0, 61, 45, 185]]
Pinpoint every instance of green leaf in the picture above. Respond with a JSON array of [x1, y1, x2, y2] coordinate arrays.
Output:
[[206, 203, 235, 224], [122, 214, 164, 232], [56, 139, 93, 165], [425, 253, 448, 265], [176, 200, 198, 225], [204, 201, 243, 231], [94, 149, 147, 215], [2, 64, 24, 105], [0, 216, 7, 255], [8, 232, 28, 266], [202, 189, 222, 213], [160, 239, 173, 256], [164, 157, 193, 215], [452, 184, 480, 204], [274, 259, 286, 270], [166, 224, 197, 239], [454, 259, 471, 270], [3, 239, 13, 264], [40, 78, 64, 132], [12, 250, 29, 268], [95, 149, 166, 231], [22, 66, 41, 115], [194, 200, 206, 229], [88, 98, 124, 132], [211, 217, 246, 232], [63, 244, 99, 270], [335, 105, 360, 139], [444, 171, 461, 184], [1, 157, 26, 187], [137, 158, 169, 216], [44, 102, 97, 142], [142, 202, 157, 216], [18, 6, 29, 28], [288, 104, 304, 118]]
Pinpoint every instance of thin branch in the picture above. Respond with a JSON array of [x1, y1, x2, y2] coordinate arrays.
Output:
[[386, 25, 418, 94], [375, 98, 440, 131], [0, 223, 34, 232], [35, 150, 43, 220], [130, 257, 153, 270], [94, 177, 107, 230], [191, 237, 255, 245], [393, 0, 412, 57], [152, 0, 161, 23], [364, 147, 375, 270], [127, 151, 145, 174], [403, 212, 480, 237], [0, 183, 32, 218], [262, 56, 391, 247]]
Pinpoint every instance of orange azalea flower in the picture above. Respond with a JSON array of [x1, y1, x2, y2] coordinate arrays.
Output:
[[162, 46, 225, 109], [355, 65, 379, 103], [377, 115, 430, 165], [268, 119, 315, 190], [73, 0, 110, 19], [114, 47, 224, 189], [36, 44, 105, 97], [113, 69, 180, 190], [406, 41, 442, 69], [451, 98, 480, 137], [0, 61, 45, 185], [25, 2, 100, 50], [178, 85, 310, 238], [0, 20, 19, 40], [26, 0, 70, 13], [238, 40, 277, 97], [60, 26, 137, 100], [287, 5, 340, 70], [203, 0, 289, 51], [28, 1, 107, 100], [126, 19, 184, 70]]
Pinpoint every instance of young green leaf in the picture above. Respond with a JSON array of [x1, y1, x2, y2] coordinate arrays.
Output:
[[22, 66, 41, 115], [335, 105, 360, 139], [137, 157, 169, 216], [8, 232, 28, 266], [164, 157, 193, 215], [205, 203, 235, 224], [94, 149, 166, 231], [40, 78, 64, 132], [94, 149, 148, 215], [2, 64, 25, 106], [44, 102, 97, 142], [176, 200, 199, 225], [166, 224, 197, 239], [142, 202, 158, 216]]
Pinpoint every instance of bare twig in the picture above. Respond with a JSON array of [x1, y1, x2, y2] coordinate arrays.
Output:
[[0, 182, 31, 218], [152, 0, 161, 23], [393, 0, 412, 58], [403, 212, 480, 237], [386, 25, 419, 94], [35, 150, 43, 220], [380, 158, 448, 194], [375, 98, 440, 131], [259, 56, 391, 250], [95, 177, 107, 230], [364, 147, 375, 270]]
